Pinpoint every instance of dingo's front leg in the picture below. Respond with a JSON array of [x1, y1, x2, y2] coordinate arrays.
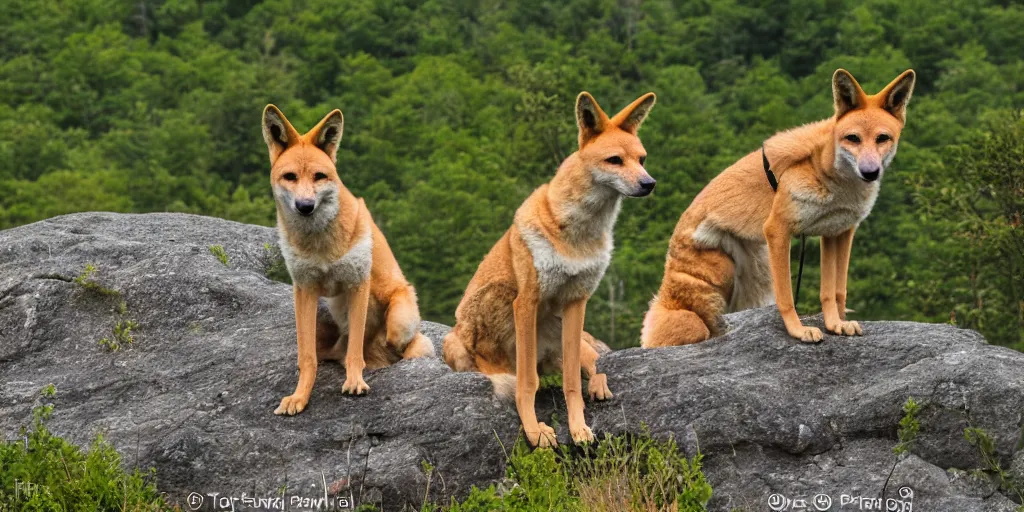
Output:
[[765, 212, 822, 343], [820, 235, 841, 333], [562, 299, 594, 444], [830, 227, 862, 335], [342, 279, 371, 395], [514, 294, 554, 447], [276, 285, 319, 415]]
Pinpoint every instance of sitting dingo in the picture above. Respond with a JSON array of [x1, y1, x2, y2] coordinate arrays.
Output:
[[642, 69, 915, 347], [262, 105, 434, 415], [443, 92, 658, 447]]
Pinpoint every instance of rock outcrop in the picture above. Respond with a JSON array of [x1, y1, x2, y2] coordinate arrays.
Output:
[[1, 213, 1022, 511]]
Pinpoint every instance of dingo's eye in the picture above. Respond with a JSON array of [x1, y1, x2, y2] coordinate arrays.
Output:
[[605, 156, 623, 165], [314, 172, 328, 181], [282, 172, 298, 182], [639, 156, 647, 166], [876, 134, 891, 144], [844, 134, 861, 144]]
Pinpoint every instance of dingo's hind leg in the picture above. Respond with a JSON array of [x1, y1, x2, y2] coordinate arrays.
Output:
[[402, 333, 434, 359], [442, 326, 476, 371], [641, 302, 711, 348], [581, 332, 612, 401], [642, 232, 732, 348], [384, 288, 420, 354]]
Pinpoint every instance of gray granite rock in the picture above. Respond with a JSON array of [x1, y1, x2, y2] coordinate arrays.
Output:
[[1, 212, 1022, 511]]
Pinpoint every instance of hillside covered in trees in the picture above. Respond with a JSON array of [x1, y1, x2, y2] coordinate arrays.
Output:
[[1, 0, 1021, 349]]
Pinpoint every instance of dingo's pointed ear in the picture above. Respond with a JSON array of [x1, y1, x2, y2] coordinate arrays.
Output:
[[878, 69, 916, 124], [611, 92, 656, 134], [262, 105, 301, 164], [832, 69, 867, 119], [307, 109, 345, 162], [576, 92, 610, 147]]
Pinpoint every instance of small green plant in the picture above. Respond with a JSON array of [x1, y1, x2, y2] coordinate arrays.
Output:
[[0, 387, 173, 510], [73, 263, 121, 298], [263, 242, 292, 284], [964, 426, 1024, 507], [72, 264, 142, 352], [965, 427, 999, 469], [421, 460, 436, 511], [884, 397, 922, 498], [209, 244, 229, 266], [539, 373, 563, 390], [72, 263, 96, 285], [893, 397, 921, 456], [98, 319, 139, 352]]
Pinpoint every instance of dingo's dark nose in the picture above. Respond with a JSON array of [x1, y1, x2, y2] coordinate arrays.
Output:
[[635, 177, 657, 196], [859, 166, 881, 182], [295, 199, 316, 216]]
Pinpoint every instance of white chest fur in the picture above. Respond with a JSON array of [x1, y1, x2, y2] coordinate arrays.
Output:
[[279, 229, 373, 297], [519, 227, 611, 305], [790, 177, 880, 237]]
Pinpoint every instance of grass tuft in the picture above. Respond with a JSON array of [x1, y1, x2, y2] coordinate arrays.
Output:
[[98, 319, 139, 352], [0, 386, 173, 511], [73, 263, 121, 298], [427, 428, 711, 512], [72, 264, 140, 352], [263, 242, 292, 284], [208, 244, 229, 266], [964, 426, 1024, 508], [539, 373, 563, 390], [893, 397, 921, 456]]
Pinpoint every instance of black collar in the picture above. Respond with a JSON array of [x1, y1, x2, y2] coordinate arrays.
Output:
[[762, 144, 779, 192]]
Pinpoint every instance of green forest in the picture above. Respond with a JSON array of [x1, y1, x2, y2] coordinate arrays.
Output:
[[1, 0, 1021, 349]]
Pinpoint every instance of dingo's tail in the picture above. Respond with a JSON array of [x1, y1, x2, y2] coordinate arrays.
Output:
[[485, 373, 517, 401]]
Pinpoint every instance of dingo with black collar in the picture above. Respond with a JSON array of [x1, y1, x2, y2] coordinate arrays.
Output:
[[642, 69, 916, 347]]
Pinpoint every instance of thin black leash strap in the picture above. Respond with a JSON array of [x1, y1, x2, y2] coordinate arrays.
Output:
[[762, 144, 778, 192], [762, 144, 806, 305], [795, 235, 806, 305]]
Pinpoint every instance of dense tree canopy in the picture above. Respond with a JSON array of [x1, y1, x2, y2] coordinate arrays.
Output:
[[1, 0, 1021, 349]]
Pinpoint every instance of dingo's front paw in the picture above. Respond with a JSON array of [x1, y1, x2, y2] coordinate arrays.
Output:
[[274, 394, 309, 416], [570, 424, 595, 444], [588, 374, 613, 401], [789, 326, 823, 343], [342, 376, 370, 395], [526, 422, 557, 448], [826, 319, 862, 336]]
